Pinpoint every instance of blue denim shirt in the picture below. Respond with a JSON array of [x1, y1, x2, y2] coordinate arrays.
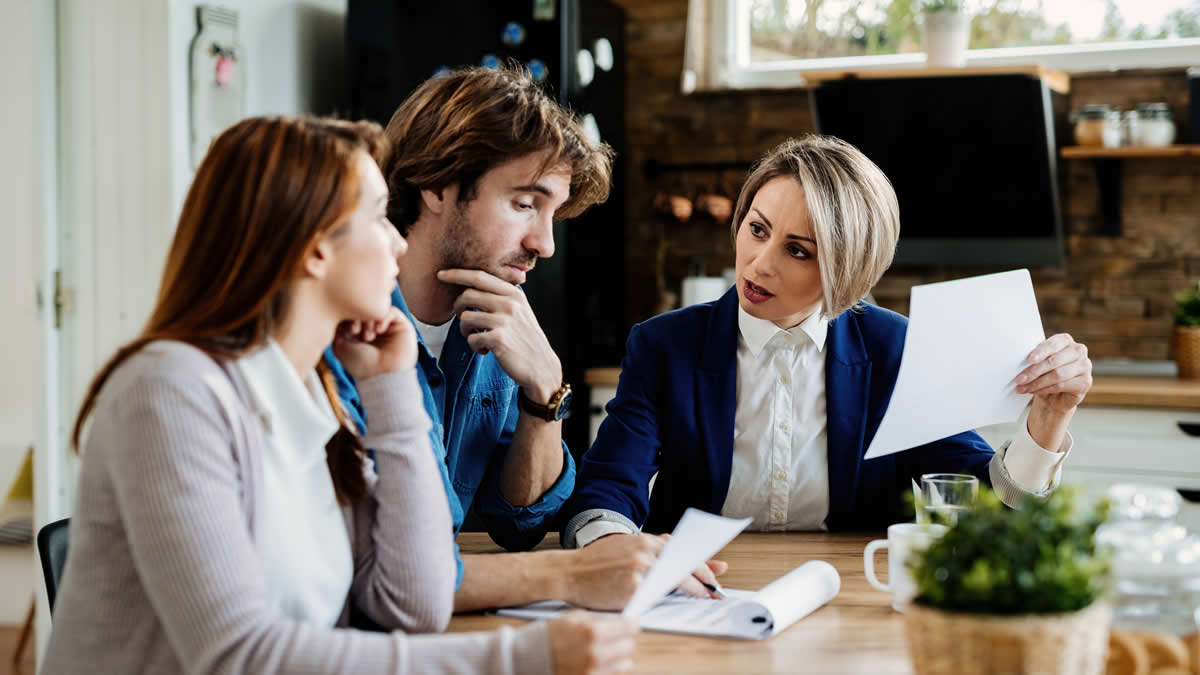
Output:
[[324, 287, 576, 588]]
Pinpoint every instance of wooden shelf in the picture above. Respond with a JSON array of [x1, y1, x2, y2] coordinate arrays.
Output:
[[802, 65, 1069, 94], [1059, 145, 1200, 236], [1060, 145, 1200, 159]]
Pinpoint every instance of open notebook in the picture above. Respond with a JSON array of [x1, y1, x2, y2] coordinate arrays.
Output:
[[494, 509, 841, 640], [495, 559, 840, 640]]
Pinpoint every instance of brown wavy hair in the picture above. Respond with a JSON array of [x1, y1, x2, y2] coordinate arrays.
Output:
[[382, 65, 614, 234], [71, 115, 391, 504]]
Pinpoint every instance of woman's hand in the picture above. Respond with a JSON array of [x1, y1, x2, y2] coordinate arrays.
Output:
[[332, 307, 418, 380], [1016, 333, 1093, 450], [1016, 333, 1093, 412], [547, 611, 638, 675], [567, 533, 664, 611]]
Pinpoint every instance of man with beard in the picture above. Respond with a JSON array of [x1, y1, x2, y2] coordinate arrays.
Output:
[[327, 67, 722, 615]]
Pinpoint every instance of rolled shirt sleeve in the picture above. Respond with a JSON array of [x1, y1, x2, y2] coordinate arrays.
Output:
[[472, 441, 577, 551], [990, 422, 1073, 507], [563, 508, 639, 549]]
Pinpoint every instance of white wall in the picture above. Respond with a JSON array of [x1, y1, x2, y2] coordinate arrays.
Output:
[[0, 1, 46, 495], [2, 0, 58, 658], [167, 0, 348, 212], [56, 0, 349, 456]]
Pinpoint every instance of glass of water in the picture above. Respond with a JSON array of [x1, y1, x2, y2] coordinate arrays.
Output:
[[920, 473, 979, 526]]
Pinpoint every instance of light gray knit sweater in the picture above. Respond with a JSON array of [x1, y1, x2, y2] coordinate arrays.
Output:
[[42, 341, 551, 674]]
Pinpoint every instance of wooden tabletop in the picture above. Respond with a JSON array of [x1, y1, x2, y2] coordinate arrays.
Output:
[[448, 532, 912, 674], [584, 368, 1200, 410]]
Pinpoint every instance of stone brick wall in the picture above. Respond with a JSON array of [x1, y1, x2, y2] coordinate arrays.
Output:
[[613, 0, 1200, 360]]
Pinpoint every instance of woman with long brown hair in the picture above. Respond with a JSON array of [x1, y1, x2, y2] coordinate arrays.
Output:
[[43, 116, 636, 675]]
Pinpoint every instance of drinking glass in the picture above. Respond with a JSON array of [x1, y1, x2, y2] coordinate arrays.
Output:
[[919, 473, 979, 526]]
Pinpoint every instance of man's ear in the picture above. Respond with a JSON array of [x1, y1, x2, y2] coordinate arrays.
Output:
[[419, 183, 459, 217], [303, 236, 334, 280]]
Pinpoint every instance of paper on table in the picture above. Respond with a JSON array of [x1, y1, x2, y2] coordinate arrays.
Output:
[[495, 509, 839, 639], [864, 269, 1044, 459], [495, 561, 840, 640], [622, 508, 752, 617]]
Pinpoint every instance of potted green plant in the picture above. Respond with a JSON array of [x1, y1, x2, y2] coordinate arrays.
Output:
[[1173, 285, 1200, 378], [905, 487, 1112, 675], [921, 0, 969, 68]]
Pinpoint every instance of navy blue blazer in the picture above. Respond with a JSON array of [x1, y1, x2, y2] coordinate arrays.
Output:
[[563, 287, 997, 534]]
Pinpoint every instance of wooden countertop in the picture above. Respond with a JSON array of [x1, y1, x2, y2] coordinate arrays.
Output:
[[584, 368, 1200, 410], [450, 531, 911, 674], [1083, 375, 1200, 409]]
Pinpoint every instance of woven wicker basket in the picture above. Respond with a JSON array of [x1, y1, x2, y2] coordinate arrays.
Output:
[[904, 601, 1111, 675], [1176, 326, 1200, 379]]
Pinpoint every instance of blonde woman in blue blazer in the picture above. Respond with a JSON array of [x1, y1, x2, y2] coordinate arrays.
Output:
[[561, 136, 1092, 598]]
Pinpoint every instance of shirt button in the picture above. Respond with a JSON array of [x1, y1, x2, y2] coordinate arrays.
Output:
[[781, 373, 791, 386], [480, 397, 492, 408], [779, 421, 789, 432], [775, 470, 787, 481]]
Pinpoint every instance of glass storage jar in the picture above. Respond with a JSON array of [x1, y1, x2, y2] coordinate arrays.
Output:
[[1101, 110, 1123, 148], [1074, 104, 1115, 147], [1133, 103, 1176, 147]]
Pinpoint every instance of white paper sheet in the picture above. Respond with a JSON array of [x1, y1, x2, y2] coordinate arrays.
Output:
[[494, 561, 840, 640], [622, 509, 752, 617], [864, 269, 1044, 459]]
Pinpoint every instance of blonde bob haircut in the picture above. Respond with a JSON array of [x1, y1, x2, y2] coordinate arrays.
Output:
[[730, 135, 900, 319]]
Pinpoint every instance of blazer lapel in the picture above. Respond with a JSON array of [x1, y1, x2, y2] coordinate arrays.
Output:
[[695, 288, 740, 515], [824, 310, 872, 530]]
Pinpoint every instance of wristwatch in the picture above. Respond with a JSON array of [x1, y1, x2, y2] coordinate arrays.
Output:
[[518, 383, 572, 422]]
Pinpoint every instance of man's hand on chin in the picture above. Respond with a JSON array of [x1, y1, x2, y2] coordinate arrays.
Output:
[[438, 268, 563, 400]]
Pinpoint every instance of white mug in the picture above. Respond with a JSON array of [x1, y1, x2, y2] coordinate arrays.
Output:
[[863, 523, 947, 612]]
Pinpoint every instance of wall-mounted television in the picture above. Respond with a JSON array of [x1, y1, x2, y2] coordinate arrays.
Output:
[[811, 73, 1067, 266]]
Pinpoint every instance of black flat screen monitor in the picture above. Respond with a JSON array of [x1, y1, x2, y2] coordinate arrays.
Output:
[[811, 74, 1066, 266]]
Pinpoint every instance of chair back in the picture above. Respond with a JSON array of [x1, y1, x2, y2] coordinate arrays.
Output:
[[37, 517, 70, 615]]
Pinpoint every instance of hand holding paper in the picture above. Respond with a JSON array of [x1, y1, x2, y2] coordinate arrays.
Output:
[[864, 269, 1045, 459], [622, 509, 750, 617]]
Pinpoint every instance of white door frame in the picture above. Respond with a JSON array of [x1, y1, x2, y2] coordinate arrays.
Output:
[[30, 0, 62, 663]]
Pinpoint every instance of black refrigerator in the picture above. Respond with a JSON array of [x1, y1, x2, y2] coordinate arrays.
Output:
[[346, 0, 628, 465]]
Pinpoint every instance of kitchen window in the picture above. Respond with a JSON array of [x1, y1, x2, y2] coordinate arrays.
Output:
[[685, 0, 1200, 91]]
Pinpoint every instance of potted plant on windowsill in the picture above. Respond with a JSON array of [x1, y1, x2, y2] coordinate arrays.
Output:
[[921, 0, 969, 68], [1173, 285, 1200, 379], [905, 487, 1112, 675]]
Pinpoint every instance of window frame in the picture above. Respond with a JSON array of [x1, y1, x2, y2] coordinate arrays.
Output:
[[711, 0, 1200, 90]]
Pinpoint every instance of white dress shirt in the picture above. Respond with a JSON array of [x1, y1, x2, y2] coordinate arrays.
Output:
[[572, 305, 1073, 546], [723, 305, 831, 530], [233, 340, 352, 625]]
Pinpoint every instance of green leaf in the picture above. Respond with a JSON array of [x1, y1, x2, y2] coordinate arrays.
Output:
[[908, 485, 1111, 614]]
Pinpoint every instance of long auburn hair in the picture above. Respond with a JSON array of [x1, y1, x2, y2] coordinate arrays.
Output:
[[71, 115, 391, 505]]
